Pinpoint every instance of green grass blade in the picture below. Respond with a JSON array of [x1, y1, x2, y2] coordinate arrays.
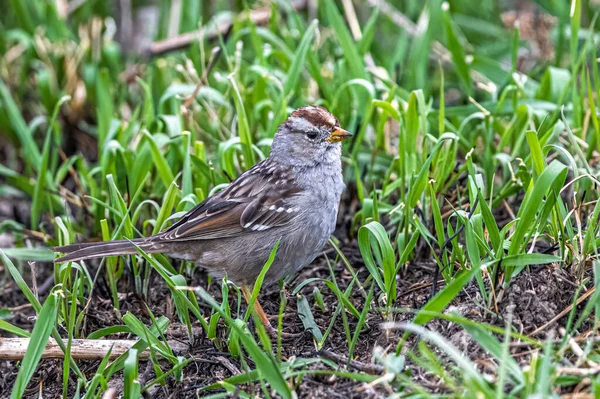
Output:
[[442, 2, 472, 96], [196, 287, 292, 399], [397, 323, 493, 394], [321, 0, 367, 80], [11, 293, 59, 399], [228, 76, 256, 169], [283, 20, 318, 96], [358, 221, 396, 307], [0, 320, 31, 338], [0, 79, 41, 165], [124, 349, 141, 398], [507, 160, 567, 265], [244, 241, 279, 322], [296, 293, 323, 342], [30, 95, 69, 229], [96, 68, 114, 158], [1, 250, 42, 312], [462, 323, 524, 387]]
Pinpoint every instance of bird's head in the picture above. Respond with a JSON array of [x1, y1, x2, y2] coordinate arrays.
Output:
[[270, 105, 351, 167]]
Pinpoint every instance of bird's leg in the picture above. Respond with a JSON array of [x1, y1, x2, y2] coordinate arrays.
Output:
[[241, 285, 277, 335], [241, 285, 302, 339]]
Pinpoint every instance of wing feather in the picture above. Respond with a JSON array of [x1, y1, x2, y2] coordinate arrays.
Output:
[[153, 159, 301, 241]]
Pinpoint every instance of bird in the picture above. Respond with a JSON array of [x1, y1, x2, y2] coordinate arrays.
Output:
[[54, 105, 351, 332]]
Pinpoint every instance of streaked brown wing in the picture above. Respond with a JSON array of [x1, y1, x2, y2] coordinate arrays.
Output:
[[154, 159, 301, 241], [239, 192, 301, 231], [158, 198, 246, 241]]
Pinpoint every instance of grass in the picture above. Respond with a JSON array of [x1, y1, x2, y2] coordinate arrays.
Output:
[[1, 0, 600, 397]]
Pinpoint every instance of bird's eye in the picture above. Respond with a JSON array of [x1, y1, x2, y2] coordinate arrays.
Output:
[[306, 131, 318, 140]]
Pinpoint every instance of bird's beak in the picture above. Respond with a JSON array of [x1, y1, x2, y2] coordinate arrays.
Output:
[[327, 127, 352, 143]]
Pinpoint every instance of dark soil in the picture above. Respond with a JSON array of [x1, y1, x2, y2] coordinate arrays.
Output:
[[0, 240, 592, 398]]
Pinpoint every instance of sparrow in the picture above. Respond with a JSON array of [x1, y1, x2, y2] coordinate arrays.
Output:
[[54, 105, 351, 330]]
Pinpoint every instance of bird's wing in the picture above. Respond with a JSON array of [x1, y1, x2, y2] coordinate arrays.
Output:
[[156, 160, 301, 241]]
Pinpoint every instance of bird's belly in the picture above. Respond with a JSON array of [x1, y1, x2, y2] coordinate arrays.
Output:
[[268, 202, 338, 281], [174, 203, 337, 286]]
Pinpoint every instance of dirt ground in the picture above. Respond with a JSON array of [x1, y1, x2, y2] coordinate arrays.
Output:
[[0, 237, 589, 398]]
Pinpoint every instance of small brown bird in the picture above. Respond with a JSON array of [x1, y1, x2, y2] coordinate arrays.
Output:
[[54, 105, 351, 332]]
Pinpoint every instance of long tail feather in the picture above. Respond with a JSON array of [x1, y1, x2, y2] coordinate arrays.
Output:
[[53, 238, 160, 263]]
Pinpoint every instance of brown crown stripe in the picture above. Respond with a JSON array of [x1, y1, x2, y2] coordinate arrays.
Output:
[[290, 105, 339, 129]]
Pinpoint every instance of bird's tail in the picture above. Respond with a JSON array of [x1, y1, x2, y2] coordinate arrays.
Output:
[[53, 238, 162, 263]]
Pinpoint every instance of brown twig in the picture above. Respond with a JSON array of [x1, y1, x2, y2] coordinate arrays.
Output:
[[9, 303, 33, 312], [147, 0, 308, 57], [556, 366, 600, 376], [318, 349, 384, 374], [340, 0, 376, 71], [182, 46, 222, 113], [399, 280, 446, 297], [440, 201, 470, 219], [0, 338, 188, 360], [23, 229, 48, 241]]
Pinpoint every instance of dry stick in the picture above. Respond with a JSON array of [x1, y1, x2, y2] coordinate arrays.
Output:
[[509, 334, 600, 348], [147, 0, 308, 57], [560, 327, 599, 367], [341, 0, 362, 40], [0, 338, 188, 361], [317, 349, 384, 374], [340, 0, 375, 71], [528, 287, 596, 337], [23, 229, 48, 241], [182, 46, 222, 114], [556, 365, 600, 376], [440, 201, 470, 219]]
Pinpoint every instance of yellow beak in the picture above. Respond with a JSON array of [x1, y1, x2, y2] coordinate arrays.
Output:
[[327, 127, 352, 143]]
